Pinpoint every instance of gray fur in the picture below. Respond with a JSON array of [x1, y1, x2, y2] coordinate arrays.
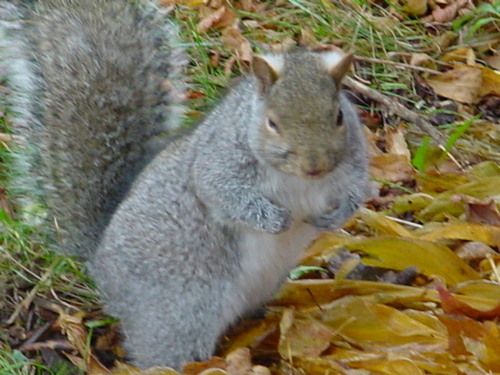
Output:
[[1, 0, 185, 258], [91, 52, 368, 369]]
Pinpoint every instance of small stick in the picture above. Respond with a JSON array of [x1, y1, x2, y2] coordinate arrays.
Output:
[[354, 56, 442, 75], [344, 75, 448, 146]]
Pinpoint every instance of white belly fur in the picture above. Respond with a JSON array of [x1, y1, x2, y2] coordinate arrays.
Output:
[[227, 170, 333, 320]]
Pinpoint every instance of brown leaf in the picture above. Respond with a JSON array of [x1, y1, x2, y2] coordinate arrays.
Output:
[[485, 53, 500, 70], [426, 65, 482, 104], [477, 65, 500, 97], [278, 310, 333, 358], [370, 154, 415, 183], [454, 241, 497, 261], [225, 348, 252, 375], [422, 0, 468, 23], [183, 357, 226, 375], [451, 194, 500, 226], [437, 314, 484, 356], [384, 124, 411, 161], [196, 6, 236, 34], [437, 284, 500, 320], [221, 27, 253, 64]]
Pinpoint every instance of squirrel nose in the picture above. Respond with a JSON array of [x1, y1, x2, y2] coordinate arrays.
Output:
[[301, 166, 328, 179], [306, 169, 324, 177], [299, 154, 332, 179]]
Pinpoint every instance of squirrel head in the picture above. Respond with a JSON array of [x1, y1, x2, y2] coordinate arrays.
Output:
[[249, 50, 354, 180]]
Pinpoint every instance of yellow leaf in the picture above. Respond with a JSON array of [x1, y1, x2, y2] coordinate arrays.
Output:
[[362, 359, 425, 375], [275, 279, 500, 313], [358, 207, 416, 238], [417, 176, 500, 222], [419, 223, 500, 247], [344, 236, 480, 285], [453, 280, 500, 301], [278, 310, 334, 358], [321, 298, 447, 349], [392, 193, 434, 215]]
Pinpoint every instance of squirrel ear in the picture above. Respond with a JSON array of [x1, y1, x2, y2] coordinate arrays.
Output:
[[252, 54, 283, 94], [323, 51, 354, 84]]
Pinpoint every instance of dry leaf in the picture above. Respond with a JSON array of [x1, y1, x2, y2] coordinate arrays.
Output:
[[225, 348, 252, 375], [422, 0, 468, 22], [196, 6, 236, 33], [450, 194, 500, 226], [440, 47, 476, 65], [321, 297, 448, 349], [438, 284, 500, 320], [109, 362, 181, 375], [419, 222, 500, 247], [358, 207, 416, 238], [426, 65, 482, 104], [485, 53, 500, 70], [401, 0, 428, 16], [384, 124, 411, 161], [344, 236, 480, 285], [278, 310, 333, 358], [221, 27, 252, 64], [370, 154, 415, 182], [454, 241, 498, 261]]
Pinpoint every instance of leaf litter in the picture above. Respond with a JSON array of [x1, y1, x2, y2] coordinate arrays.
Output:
[[1, 0, 500, 374]]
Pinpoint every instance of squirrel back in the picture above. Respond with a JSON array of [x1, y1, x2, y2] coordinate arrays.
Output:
[[1, 0, 184, 258]]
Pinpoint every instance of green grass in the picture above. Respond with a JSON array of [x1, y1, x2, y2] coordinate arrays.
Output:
[[0, 347, 80, 375]]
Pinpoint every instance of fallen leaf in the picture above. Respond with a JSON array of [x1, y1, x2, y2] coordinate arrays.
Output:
[[422, 0, 468, 22], [225, 348, 252, 375], [485, 53, 500, 70], [221, 26, 252, 64], [401, 0, 428, 16], [109, 362, 181, 374], [437, 284, 500, 320], [183, 357, 226, 375], [385, 124, 411, 161], [440, 47, 476, 65], [454, 241, 497, 261], [357, 207, 416, 238], [344, 236, 480, 285], [417, 176, 500, 222], [419, 223, 500, 247], [321, 297, 448, 350], [392, 193, 434, 215], [450, 195, 500, 226], [196, 6, 236, 33], [426, 65, 482, 104], [371, 154, 415, 182], [278, 310, 333, 358]]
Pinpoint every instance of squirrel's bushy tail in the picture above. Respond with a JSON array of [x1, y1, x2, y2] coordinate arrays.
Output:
[[0, 0, 185, 259]]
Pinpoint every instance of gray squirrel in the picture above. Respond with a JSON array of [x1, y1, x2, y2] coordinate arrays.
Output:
[[1, 0, 368, 370]]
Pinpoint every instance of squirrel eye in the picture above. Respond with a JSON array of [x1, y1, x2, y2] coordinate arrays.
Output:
[[335, 110, 344, 127], [267, 118, 280, 134]]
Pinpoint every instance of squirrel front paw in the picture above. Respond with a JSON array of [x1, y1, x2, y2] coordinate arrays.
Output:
[[305, 210, 346, 232]]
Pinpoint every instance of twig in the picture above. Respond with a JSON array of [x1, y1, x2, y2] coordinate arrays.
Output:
[[355, 56, 442, 75], [385, 216, 424, 229], [344, 75, 448, 146]]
